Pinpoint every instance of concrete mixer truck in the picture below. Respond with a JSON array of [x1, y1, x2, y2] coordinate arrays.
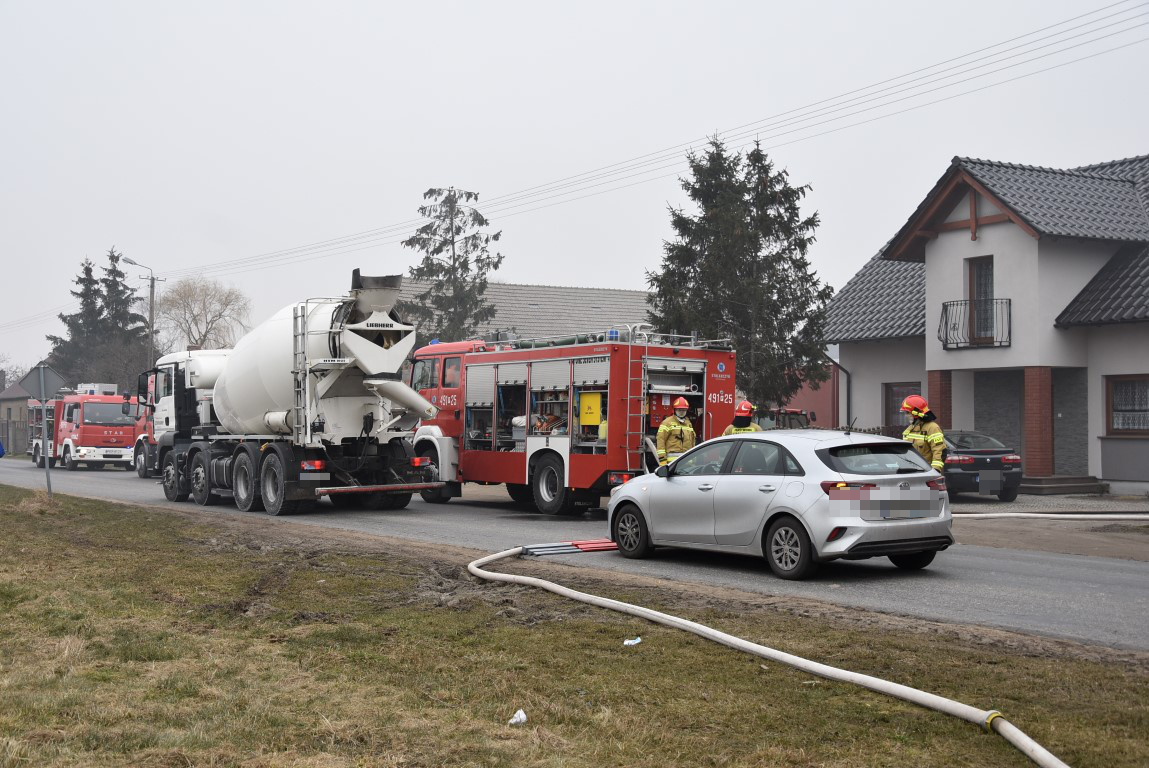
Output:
[[131, 270, 449, 514]]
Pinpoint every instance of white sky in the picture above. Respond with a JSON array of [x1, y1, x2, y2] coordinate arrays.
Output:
[[2, 0, 1147, 368]]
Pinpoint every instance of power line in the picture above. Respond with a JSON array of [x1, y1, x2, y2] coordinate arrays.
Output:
[[158, 14, 1149, 281]]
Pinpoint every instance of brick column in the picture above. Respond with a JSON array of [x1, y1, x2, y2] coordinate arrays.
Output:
[[1023, 366, 1054, 477], [927, 369, 952, 429]]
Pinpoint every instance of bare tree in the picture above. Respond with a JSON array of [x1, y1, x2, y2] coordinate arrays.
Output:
[[157, 278, 251, 350], [0, 354, 29, 392]]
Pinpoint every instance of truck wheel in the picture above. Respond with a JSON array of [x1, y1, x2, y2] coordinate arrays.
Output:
[[189, 452, 221, 507], [135, 445, 153, 479], [328, 493, 361, 509], [232, 451, 263, 512], [506, 483, 533, 505], [260, 452, 298, 516], [419, 449, 451, 504], [162, 452, 189, 502], [365, 492, 412, 510], [63, 448, 80, 471], [532, 454, 576, 515]]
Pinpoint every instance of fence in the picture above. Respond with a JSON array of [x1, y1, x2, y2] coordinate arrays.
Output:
[[1, 421, 29, 455]]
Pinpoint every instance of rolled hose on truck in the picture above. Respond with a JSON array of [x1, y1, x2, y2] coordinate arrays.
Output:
[[468, 547, 1075, 768]]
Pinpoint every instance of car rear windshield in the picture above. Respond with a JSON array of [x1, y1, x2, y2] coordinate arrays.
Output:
[[819, 443, 931, 475], [949, 432, 1006, 450]]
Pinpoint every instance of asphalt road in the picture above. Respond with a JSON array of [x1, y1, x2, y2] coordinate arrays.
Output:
[[3, 458, 1147, 651]]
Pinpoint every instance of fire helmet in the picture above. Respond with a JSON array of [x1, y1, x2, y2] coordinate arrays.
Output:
[[672, 396, 689, 410], [734, 400, 755, 417], [900, 394, 929, 418]]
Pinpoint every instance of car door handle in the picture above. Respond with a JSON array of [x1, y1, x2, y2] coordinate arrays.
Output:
[[759, 485, 776, 492], [697, 483, 714, 491]]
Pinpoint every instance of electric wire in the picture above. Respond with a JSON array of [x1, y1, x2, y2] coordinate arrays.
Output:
[[152, 2, 1149, 281], [164, 33, 1149, 282], [6, 3, 1146, 335]]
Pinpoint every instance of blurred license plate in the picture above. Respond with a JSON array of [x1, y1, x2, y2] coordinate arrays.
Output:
[[830, 488, 942, 520]]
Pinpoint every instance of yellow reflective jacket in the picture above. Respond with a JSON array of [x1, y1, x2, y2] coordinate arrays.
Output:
[[656, 415, 696, 463], [903, 419, 946, 471], [722, 423, 763, 436]]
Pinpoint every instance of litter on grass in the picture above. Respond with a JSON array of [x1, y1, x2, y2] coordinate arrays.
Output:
[[623, 637, 642, 646], [508, 709, 527, 726]]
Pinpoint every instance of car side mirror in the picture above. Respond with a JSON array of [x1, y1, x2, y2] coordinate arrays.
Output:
[[655, 465, 669, 478], [121, 402, 131, 416], [809, 411, 817, 423]]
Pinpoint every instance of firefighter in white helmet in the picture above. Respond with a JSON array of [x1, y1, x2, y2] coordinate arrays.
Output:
[[657, 396, 696, 466]]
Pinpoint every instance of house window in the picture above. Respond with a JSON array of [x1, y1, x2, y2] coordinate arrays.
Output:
[[883, 382, 921, 432], [1107, 375, 1149, 435]]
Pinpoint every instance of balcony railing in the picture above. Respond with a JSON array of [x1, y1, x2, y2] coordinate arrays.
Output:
[[938, 299, 1011, 350]]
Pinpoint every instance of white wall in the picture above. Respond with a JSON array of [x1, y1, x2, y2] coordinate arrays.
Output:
[[1085, 323, 1149, 484], [837, 337, 926, 428], [951, 369, 975, 429], [1037, 239, 1115, 365], [924, 219, 1039, 371]]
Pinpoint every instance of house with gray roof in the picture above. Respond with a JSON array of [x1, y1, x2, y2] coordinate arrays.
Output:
[[396, 278, 651, 342], [826, 154, 1149, 493]]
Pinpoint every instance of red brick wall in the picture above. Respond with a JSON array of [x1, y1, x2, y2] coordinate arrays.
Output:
[[785, 365, 838, 427], [927, 369, 952, 429], [1023, 366, 1054, 476]]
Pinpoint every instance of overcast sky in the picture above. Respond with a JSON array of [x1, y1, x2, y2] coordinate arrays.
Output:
[[2, 0, 1147, 368]]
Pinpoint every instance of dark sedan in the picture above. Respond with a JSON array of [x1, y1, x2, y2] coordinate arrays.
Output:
[[943, 430, 1022, 501]]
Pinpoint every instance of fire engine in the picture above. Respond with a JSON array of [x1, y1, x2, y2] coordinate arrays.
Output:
[[28, 383, 144, 471], [409, 325, 737, 514]]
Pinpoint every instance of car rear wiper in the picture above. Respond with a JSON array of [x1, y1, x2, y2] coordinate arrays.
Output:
[[896, 467, 924, 474]]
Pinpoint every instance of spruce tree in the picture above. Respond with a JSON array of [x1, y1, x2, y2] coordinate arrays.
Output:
[[400, 187, 504, 343], [98, 247, 147, 343], [647, 138, 833, 408], [46, 258, 103, 382]]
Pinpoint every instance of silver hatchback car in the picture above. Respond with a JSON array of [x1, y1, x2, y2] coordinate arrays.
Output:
[[607, 430, 952, 580]]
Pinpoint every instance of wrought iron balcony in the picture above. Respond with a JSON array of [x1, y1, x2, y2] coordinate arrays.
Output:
[[938, 299, 1011, 350]]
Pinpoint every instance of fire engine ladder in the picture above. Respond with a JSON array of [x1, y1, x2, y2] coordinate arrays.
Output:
[[291, 304, 310, 444], [620, 323, 655, 473]]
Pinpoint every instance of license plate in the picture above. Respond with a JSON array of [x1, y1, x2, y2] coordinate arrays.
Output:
[[830, 488, 943, 520]]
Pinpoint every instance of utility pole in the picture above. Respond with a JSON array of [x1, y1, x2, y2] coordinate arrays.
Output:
[[122, 257, 165, 368]]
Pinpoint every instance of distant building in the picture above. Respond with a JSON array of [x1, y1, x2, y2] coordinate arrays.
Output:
[[0, 382, 32, 454], [397, 278, 651, 341]]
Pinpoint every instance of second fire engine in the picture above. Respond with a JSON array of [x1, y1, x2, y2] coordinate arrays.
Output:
[[409, 325, 737, 514]]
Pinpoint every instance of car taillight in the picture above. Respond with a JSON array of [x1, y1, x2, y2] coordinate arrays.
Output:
[[1002, 454, 1022, 464], [926, 478, 947, 491], [300, 460, 325, 471], [608, 472, 634, 486], [410, 456, 431, 467], [820, 481, 878, 494], [945, 455, 974, 465]]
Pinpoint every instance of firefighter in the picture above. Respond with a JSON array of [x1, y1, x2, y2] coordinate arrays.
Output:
[[901, 394, 945, 471], [723, 400, 764, 436], [656, 396, 696, 465]]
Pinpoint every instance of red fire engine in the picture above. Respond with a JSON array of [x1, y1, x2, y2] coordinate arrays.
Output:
[[28, 383, 144, 471], [409, 325, 737, 514]]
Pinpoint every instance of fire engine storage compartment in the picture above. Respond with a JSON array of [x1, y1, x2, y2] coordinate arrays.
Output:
[[645, 357, 708, 438]]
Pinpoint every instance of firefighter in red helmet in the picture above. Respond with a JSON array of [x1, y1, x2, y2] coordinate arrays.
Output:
[[723, 400, 764, 436], [901, 394, 945, 471], [656, 396, 696, 465]]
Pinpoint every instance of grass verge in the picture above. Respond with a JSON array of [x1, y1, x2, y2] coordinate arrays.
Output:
[[0, 484, 1146, 767]]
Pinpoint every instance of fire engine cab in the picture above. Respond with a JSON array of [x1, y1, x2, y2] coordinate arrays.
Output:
[[409, 325, 737, 514]]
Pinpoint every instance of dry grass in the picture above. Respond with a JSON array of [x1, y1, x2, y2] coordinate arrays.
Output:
[[0, 484, 1146, 767]]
